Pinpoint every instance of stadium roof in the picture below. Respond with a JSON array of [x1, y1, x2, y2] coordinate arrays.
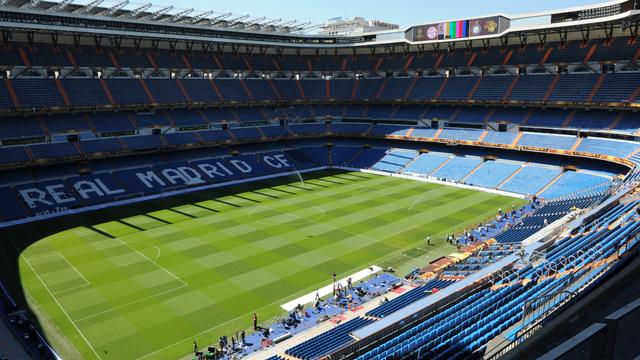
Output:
[[0, 0, 322, 34], [0, 0, 637, 47]]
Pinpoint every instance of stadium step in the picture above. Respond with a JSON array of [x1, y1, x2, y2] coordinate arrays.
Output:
[[428, 155, 454, 176], [375, 78, 388, 99], [296, 80, 306, 99], [483, 108, 496, 125], [403, 55, 415, 73], [433, 128, 443, 140], [520, 109, 535, 126], [146, 52, 158, 69], [608, 112, 626, 130], [543, 74, 560, 101], [460, 160, 487, 182], [632, 47, 640, 65], [433, 53, 444, 69], [350, 79, 360, 99], [255, 126, 267, 139], [268, 79, 283, 100], [107, 50, 121, 68], [212, 55, 224, 70], [497, 164, 526, 189], [536, 171, 566, 196], [181, 54, 193, 70], [207, 79, 225, 100], [240, 79, 255, 100], [434, 77, 449, 100], [346, 148, 365, 165], [54, 78, 72, 107], [625, 148, 640, 160], [540, 47, 554, 66], [99, 79, 117, 106], [174, 79, 192, 103], [561, 110, 576, 128], [65, 48, 78, 67], [466, 76, 483, 100], [583, 44, 598, 63], [325, 79, 331, 99], [404, 77, 419, 99], [628, 84, 640, 102], [466, 52, 478, 68], [4, 79, 21, 109], [397, 153, 420, 174], [138, 79, 157, 104], [502, 75, 519, 100], [244, 57, 254, 73], [585, 73, 606, 102], [501, 50, 514, 67], [511, 132, 524, 146], [17, 47, 31, 67], [364, 123, 375, 136], [569, 137, 583, 152], [477, 130, 489, 142]]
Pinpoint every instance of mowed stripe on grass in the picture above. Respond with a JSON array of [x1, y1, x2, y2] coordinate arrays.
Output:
[[17, 171, 522, 360]]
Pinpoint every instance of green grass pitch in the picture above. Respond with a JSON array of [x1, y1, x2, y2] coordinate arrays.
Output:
[[3, 170, 525, 360]]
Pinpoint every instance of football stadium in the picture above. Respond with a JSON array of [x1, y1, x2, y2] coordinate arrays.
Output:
[[0, 0, 639, 359]]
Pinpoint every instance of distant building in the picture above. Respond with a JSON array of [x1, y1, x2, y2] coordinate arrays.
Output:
[[319, 16, 399, 36]]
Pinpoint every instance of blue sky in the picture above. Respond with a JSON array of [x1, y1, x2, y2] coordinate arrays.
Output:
[[181, 0, 602, 27]]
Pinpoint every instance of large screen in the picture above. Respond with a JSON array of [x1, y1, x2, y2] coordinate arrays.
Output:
[[407, 16, 509, 42]]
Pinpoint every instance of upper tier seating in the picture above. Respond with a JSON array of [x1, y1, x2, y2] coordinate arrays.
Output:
[[508, 75, 554, 101], [547, 74, 598, 102], [481, 131, 517, 145], [576, 137, 639, 159], [438, 129, 482, 142], [517, 133, 577, 150]]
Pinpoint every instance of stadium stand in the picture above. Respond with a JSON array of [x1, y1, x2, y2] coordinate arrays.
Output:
[[1, 2, 640, 360]]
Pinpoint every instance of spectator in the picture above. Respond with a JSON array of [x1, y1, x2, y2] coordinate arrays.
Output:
[[253, 313, 258, 330]]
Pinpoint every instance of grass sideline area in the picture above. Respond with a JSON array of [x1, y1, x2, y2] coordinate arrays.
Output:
[[1, 170, 525, 360]]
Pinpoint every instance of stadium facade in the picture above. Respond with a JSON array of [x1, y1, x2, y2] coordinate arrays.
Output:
[[0, 0, 639, 359]]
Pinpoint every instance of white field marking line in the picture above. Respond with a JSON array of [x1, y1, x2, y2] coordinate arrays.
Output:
[[27, 252, 92, 293], [20, 253, 104, 360], [54, 282, 92, 296], [112, 237, 188, 287], [73, 283, 188, 324], [125, 241, 162, 261]]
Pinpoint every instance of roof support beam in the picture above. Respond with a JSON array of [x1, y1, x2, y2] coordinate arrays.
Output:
[[49, 0, 73, 11], [148, 5, 173, 20], [168, 8, 193, 22], [128, 3, 152, 18], [190, 10, 213, 24], [73, 0, 103, 14]]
